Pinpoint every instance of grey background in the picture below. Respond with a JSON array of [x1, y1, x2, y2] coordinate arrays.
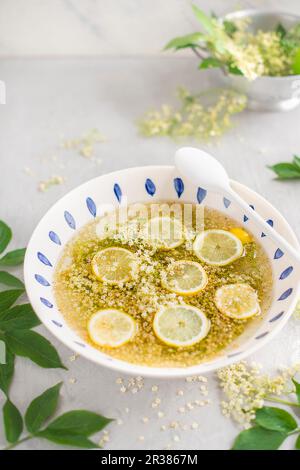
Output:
[[1, 0, 300, 451]]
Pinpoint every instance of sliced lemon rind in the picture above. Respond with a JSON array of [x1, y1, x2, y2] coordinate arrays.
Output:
[[214, 283, 260, 319], [91, 247, 137, 284], [193, 229, 243, 266], [153, 304, 210, 348], [87, 309, 136, 348], [161, 260, 208, 296]]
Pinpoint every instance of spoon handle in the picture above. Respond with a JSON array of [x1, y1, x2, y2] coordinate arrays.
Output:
[[226, 188, 300, 264]]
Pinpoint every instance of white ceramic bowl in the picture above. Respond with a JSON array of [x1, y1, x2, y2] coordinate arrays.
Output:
[[24, 166, 300, 378]]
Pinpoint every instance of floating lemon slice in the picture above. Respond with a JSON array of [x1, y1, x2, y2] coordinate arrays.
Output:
[[230, 227, 252, 244], [140, 216, 185, 250], [153, 304, 210, 348], [162, 260, 208, 296], [215, 283, 260, 319], [91, 247, 137, 284], [88, 309, 136, 348], [193, 229, 243, 266]]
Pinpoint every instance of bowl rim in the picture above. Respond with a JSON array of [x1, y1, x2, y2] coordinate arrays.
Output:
[[224, 9, 300, 81], [24, 165, 300, 378]]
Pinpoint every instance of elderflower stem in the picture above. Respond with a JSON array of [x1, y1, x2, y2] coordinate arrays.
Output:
[[266, 396, 300, 408], [4, 435, 33, 450]]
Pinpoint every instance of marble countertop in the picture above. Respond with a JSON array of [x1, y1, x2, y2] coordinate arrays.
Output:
[[1, 57, 300, 450]]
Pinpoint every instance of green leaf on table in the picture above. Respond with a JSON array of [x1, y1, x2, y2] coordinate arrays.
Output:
[[228, 64, 244, 75], [164, 32, 204, 50], [0, 271, 24, 289], [292, 48, 300, 74], [0, 221, 12, 255], [0, 348, 15, 396], [0, 303, 41, 331], [3, 399, 23, 443], [232, 426, 287, 450], [43, 410, 112, 436], [255, 406, 298, 433], [0, 248, 26, 266], [296, 433, 300, 450], [268, 162, 300, 179], [0, 289, 24, 312], [199, 57, 222, 69], [5, 329, 66, 370], [293, 155, 300, 169], [25, 382, 62, 433], [292, 378, 300, 404], [36, 430, 99, 449]]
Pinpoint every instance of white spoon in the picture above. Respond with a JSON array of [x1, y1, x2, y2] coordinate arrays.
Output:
[[175, 146, 300, 263]]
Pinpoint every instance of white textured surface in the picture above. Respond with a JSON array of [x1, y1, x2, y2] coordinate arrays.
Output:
[[1, 57, 300, 450], [1, 0, 300, 57]]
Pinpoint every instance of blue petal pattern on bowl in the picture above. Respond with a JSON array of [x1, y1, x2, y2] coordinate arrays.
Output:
[[174, 178, 184, 198], [145, 178, 156, 196], [269, 311, 284, 322], [223, 197, 231, 208], [40, 297, 53, 308], [86, 197, 97, 217], [35, 274, 50, 287], [274, 248, 284, 259], [114, 183, 122, 203], [197, 187, 207, 204], [64, 211, 76, 230], [279, 266, 293, 280], [37, 252, 52, 267], [49, 231, 61, 245], [278, 288, 293, 300]]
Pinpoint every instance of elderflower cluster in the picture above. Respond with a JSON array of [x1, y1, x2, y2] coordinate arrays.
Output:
[[217, 361, 300, 428], [138, 87, 247, 140]]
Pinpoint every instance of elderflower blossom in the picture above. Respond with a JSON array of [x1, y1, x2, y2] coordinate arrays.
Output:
[[217, 361, 300, 428], [138, 87, 247, 140]]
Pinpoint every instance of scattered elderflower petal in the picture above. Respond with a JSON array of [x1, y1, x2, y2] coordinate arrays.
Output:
[[38, 175, 65, 192]]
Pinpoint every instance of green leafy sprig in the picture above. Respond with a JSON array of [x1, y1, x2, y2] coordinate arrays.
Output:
[[232, 378, 300, 450], [268, 155, 300, 180], [3, 382, 112, 450]]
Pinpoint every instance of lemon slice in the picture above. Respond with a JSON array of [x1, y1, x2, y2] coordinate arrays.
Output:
[[193, 229, 243, 266], [88, 309, 136, 348], [140, 216, 185, 250], [215, 283, 260, 319], [230, 227, 252, 244], [91, 247, 137, 284], [162, 260, 208, 296], [153, 304, 210, 347]]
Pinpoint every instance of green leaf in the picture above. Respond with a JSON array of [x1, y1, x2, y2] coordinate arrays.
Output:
[[25, 382, 62, 433], [0, 248, 26, 266], [164, 32, 204, 50], [223, 20, 238, 36], [199, 57, 222, 69], [268, 162, 300, 179], [44, 410, 112, 436], [0, 303, 40, 331], [293, 155, 300, 169], [228, 64, 244, 75], [36, 430, 99, 448], [192, 4, 215, 34], [292, 48, 300, 74], [292, 378, 300, 404], [276, 23, 287, 38], [3, 399, 23, 443], [5, 329, 66, 370], [296, 433, 300, 450], [255, 406, 298, 433], [0, 271, 24, 289], [0, 289, 24, 312], [0, 221, 12, 255], [232, 426, 287, 450], [0, 347, 15, 396]]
